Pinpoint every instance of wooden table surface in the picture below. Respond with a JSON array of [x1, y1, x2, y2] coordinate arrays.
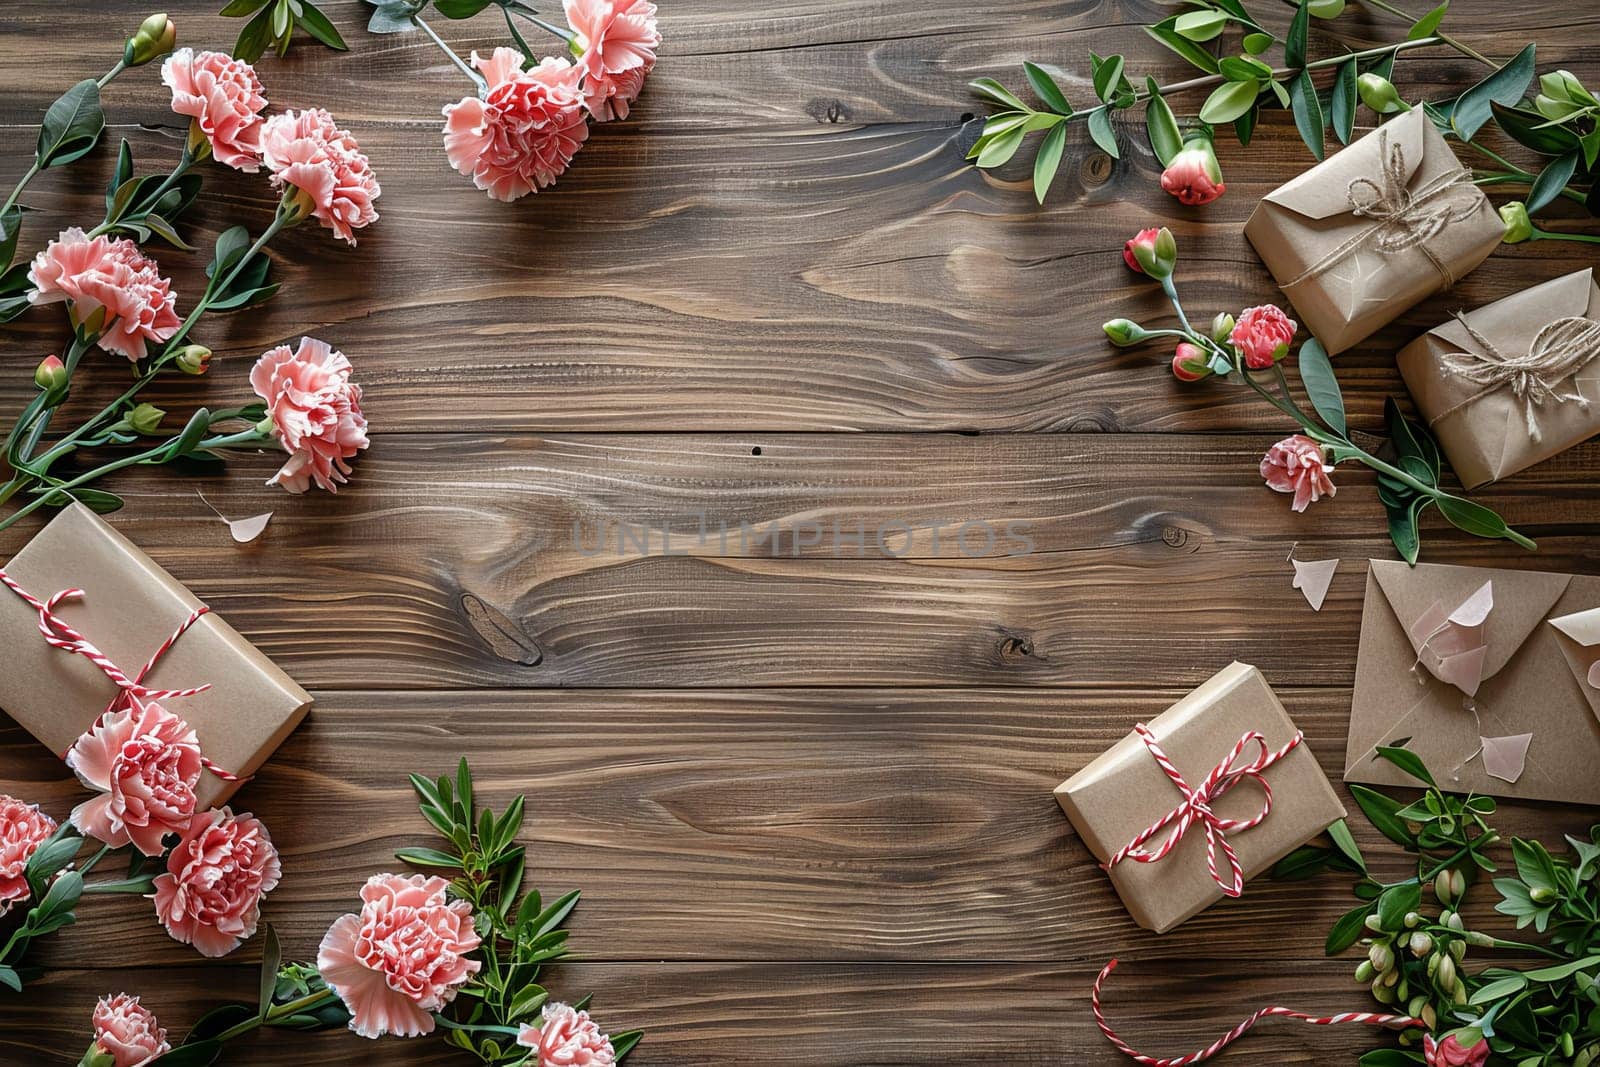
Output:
[[2, 0, 1600, 1062]]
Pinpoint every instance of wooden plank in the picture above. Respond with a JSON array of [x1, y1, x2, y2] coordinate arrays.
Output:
[[1, 688, 1589, 966], [0, 0, 1590, 128], [0, 115, 1590, 434], [3, 433, 1596, 690], [0, 960, 1402, 1065]]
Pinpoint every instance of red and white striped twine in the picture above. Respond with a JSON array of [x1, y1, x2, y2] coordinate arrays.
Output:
[[1092, 958, 1425, 1065], [1, 568, 240, 781], [1102, 724, 1302, 897]]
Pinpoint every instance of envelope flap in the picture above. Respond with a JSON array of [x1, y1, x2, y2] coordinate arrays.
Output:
[[1552, 607, 1600, 646], [1265, 109, 1426, 220], [1370, 560, 1572, 680], [1431, 268, 1599, 361]]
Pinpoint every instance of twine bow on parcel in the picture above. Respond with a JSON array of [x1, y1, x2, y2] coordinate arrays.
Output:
[[1101, 723, 1303, 898], [1285, 129, 1483, 290], [1435, 314, 1600, 439]]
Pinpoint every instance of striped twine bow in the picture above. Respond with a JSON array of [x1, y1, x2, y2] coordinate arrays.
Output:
[[1436, 314, 1600, 440], [1092, 958, 1426, 1065], [1284, 129, 1482, 291], [0, 567, 240, 780], [1102, 724, 1302, 897]]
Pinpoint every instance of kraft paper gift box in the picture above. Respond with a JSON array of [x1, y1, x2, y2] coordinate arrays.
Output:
[[1054, 662, 1345, 933], [1244, 108, 1503, 355], [0, 504, 312, 808], [1397, 268, 1600, 489], [1345, 560, 1600, 804]]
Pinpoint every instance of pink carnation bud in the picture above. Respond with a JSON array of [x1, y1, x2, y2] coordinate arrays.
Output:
[[1171, 342, 1211, 382], [1260, 434, 1336, 513], [1160, 138, 1226, 206], [1122, 228, 1160, 273], [1229, 304, 1297, 370], [34, 354, 67, 391]]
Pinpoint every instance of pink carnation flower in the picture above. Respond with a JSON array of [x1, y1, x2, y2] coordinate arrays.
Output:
[[565, 0, 660, 121], [261, 108, 380, 244], [152, 807, 281, 958], [91, 994, 170, 1067], [1261, 434, 1336, 513], [65, 701, 202, 857], [161, 48, 268, 171], [0, 795, 56, 915], [1229, 304, 1297, 370], [317, 873, 482, 1039], [518, 1002, 617, 1066], [442, 49, 589, 201], [27, 229, 180, 361], [250, 337, 369, 494]]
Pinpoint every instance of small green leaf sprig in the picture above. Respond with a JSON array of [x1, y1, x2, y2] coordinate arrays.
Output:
[[219, 0, 349, 63], [1283, 748, 1600, 1064], [1106, 227, 1533, 563]]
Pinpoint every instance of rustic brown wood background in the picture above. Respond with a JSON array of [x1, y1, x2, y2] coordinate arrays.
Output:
[[2, 0, 1599, 1062]]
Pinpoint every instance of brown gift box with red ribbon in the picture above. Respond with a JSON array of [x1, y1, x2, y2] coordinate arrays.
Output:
[[0, 504, 312, 808], [1053, 662, 1345, 933]]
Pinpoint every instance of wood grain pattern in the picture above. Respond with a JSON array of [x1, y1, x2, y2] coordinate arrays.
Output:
[[1, 0, 1598, 1062]]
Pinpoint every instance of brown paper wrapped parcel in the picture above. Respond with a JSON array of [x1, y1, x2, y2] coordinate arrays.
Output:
[[1244, 108, 1504, 355], [1398, 268, 1600, 488], [0, 504, 312, 808], [1054, 662, 1345, 933]]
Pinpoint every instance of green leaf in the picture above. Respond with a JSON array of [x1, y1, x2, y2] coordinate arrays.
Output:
[[1272, 844, 1334, 880], [169, 408, 212, 460], [1325, 901, 1372, 955], [107, 138, 134, 213], [1200, 80, 1262, 125], [1374, 745, 1435, 786], [1490, 101, 1581, 156], [0, 967, 19, 993], [1285, 0, 1310, 69], [1523, 955, 1600, 982], [368, 1, 422, 32], [1033, 123, 1067, 203], [1296, 339, 1345, 434], [1268, 78, 1291, 108], [612, 1030, 645, 1060], [257, 926, 281, 1019], [208, 225, 253, 280], [219, 0, 271, 14], [1408, 1, 1448, 40], [1087, 107, 1119, 158], [1092, 55, 1125, 104], [976, 125, 1027, 168], [1349, 784, 1415, 847], [150, 1040, 223, 1066], [1331, 59, 1358, 144], [1023, 62, 1072, 115], [1145, 25, 1222, 75], [1435, 494, 1514, 541], [396, 846, 465, 870], [1468, 974, 1527, 1005], [234, 5, 277, 61], [969, 78, 1029, 112], [1452, 43, 1536, 140], [1144, 81, 1183, 166], [1327, 818, 1367, 874], [1359, 1051, 1421, 1067], [1219, 56, 1274, 82], [1512, 837, 1560, 893], [296, 1, 349, 50], [36, 79, 104, 169], [1290, 68, 1325, 160], [1234, 106, 1257, 146], [1376, 880, 1422, 931], [0, 207, 21, 272], [1527, 150, 1578, 214], [140, 214, 194, 251], [434, 0, 495, 15], [1242, 32, 1273, 55], [1174, 9, 1229, 41], [532, 889, 581, 936], [1384, 397, 1441, 481]]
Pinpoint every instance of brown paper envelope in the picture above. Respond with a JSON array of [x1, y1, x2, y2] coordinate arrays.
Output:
[[1057, 662, 1344, 933], [1398, 268, 1600, 488], [1550, 608, 1600, 723], [1345, 561, 1600, 804], [1243, 109, 1501, 355], [0, 504, 312, 808]]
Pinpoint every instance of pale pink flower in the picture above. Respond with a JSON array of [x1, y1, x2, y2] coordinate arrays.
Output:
[[261, 108, 380, 243], [1159, 139, 1226, 206], [1261, 434, 1336, 512], [161, 48, 268, 171], [0, 795, 56, 914], [518, 1002, 617, 1066], [91, 994, 170, 1067], [1171, 341, 1210, 382], [250, 337, 368, 494], [317, 873, 482, 1039], [442, 49, 589, 201], [65, 701, 202, 857], [565, 0, 660, 121], [27, 229, 180, 361], [151, 807, 281, 958], [1230, 304, 1298, 370]]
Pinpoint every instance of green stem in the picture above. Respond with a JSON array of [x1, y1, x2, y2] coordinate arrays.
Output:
[[414, 14, 487, 91], [1463, 142, 1589, 204], [15, 331, 96, 467], [1531, 227, 1600, 245], [164, 209, 291, 354], [90, 145, 197, 237], [509, 2, 577, 44], [96, 59, 127, 90], [0, 161, 40, 219], [211, 988, 340, 1043], [77, 844, 111, 878], [1353, 0, 1496, 67]]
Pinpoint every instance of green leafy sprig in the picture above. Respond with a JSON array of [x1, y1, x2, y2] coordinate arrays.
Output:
[[220, 0, 348, 62]]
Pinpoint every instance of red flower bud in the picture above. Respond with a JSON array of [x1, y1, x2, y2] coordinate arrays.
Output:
[[1123, 228, 1160, 273], [1160, 138, 1226, 206], [34, 354, 67, 392], [1171, 342, 1211, 382]]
